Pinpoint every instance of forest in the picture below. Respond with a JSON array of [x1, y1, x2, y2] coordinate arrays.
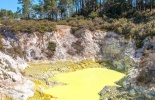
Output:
[[0, 0, 155, 20]]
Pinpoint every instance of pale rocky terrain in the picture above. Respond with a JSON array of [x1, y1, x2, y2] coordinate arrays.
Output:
[[1, 25, 155, 100], [2, 25, 140, 62], [0, 51, 34, 100]]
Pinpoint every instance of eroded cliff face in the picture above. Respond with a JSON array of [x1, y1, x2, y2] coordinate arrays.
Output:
[[1, 25, 142, 62], [0, 51, 34, 100], [2, 25, 155, 62], [11, 25, 101, 61], [3, 25, 155, 74]]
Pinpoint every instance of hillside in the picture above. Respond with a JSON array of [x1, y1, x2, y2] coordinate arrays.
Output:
[[0, 19, 155, 99], [1, 4, 155, 99], [1, 0, 155, 99]]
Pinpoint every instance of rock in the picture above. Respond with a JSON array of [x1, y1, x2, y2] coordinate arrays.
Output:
[[100, 66, 155, 100], [144, 93, 153, 100], [99, 86, 128, 100], [99, 86, 110, 95], [128, 89, 136, 96], [12, 80, 34, 100], [0, 26, 139, 63], [1, 38, 12, 49], [0, 51, 34, 100], [122, 81, 130, 89]]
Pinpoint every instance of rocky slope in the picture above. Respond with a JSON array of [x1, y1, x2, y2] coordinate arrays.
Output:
[[0, 51, 34, 100], [1, 25, 155, 100], [3, 25, 155, 73], [2, 25, 141, 62]]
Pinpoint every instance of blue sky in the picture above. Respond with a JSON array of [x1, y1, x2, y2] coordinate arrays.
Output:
[[0, 0, 38, 12], [0, 0, 21, 12]]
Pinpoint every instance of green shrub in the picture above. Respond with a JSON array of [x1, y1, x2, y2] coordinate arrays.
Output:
[[76, 15, 85, 20], [7, 46, 24, 58], [93, 17, 103, 25], [38, 28, 46, 33], [101, 22, 111, 30], [115, 27, 122, 34], [71, 40, 84, 54], [88, 11, 99, 19], [67, 17, 77, 22], [86, 20, 94, 30], [0, 19, 57, 33], [47, 42, 56, 51], [68, 20, 78, 27], [57, 20, 68, 25], [71, 27, 78, 33], [102, 14, 108, 19], [49, 26, 56, 31], [78, 20, 88, 29], [0, 34, 3, 50]]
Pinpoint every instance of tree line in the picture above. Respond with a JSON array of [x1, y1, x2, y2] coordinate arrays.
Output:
[[0, 0, 155, 20], [0, 9, 19, 19]]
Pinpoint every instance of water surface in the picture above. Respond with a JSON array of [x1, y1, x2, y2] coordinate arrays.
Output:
[[44, 68, 125, 100]]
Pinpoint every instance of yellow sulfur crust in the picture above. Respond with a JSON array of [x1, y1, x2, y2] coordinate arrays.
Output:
[[23, 60, 124, 100]]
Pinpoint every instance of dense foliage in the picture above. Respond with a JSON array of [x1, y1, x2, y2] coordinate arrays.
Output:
[[0, 9, 19, 19], [0, 20, 57, 34], [47, 42, 56, 51], [1, 0, 155, 20]]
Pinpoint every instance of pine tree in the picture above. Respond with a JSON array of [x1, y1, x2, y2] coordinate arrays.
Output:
[[18, 0, 33, 19]]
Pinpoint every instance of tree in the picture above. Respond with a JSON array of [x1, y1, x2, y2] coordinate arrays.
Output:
[[44, 0, 58, 20], [59, 0, 74, 19], [33, 0, 45, 19], [0, 9, 19, 19], [150, 0, 153, 11], [13, 0, 155, 20], [18, 0, 33, 19], [0, 9, 8, 18]]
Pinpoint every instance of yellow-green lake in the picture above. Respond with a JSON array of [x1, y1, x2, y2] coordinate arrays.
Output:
[[44, 68, 125, 100]]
